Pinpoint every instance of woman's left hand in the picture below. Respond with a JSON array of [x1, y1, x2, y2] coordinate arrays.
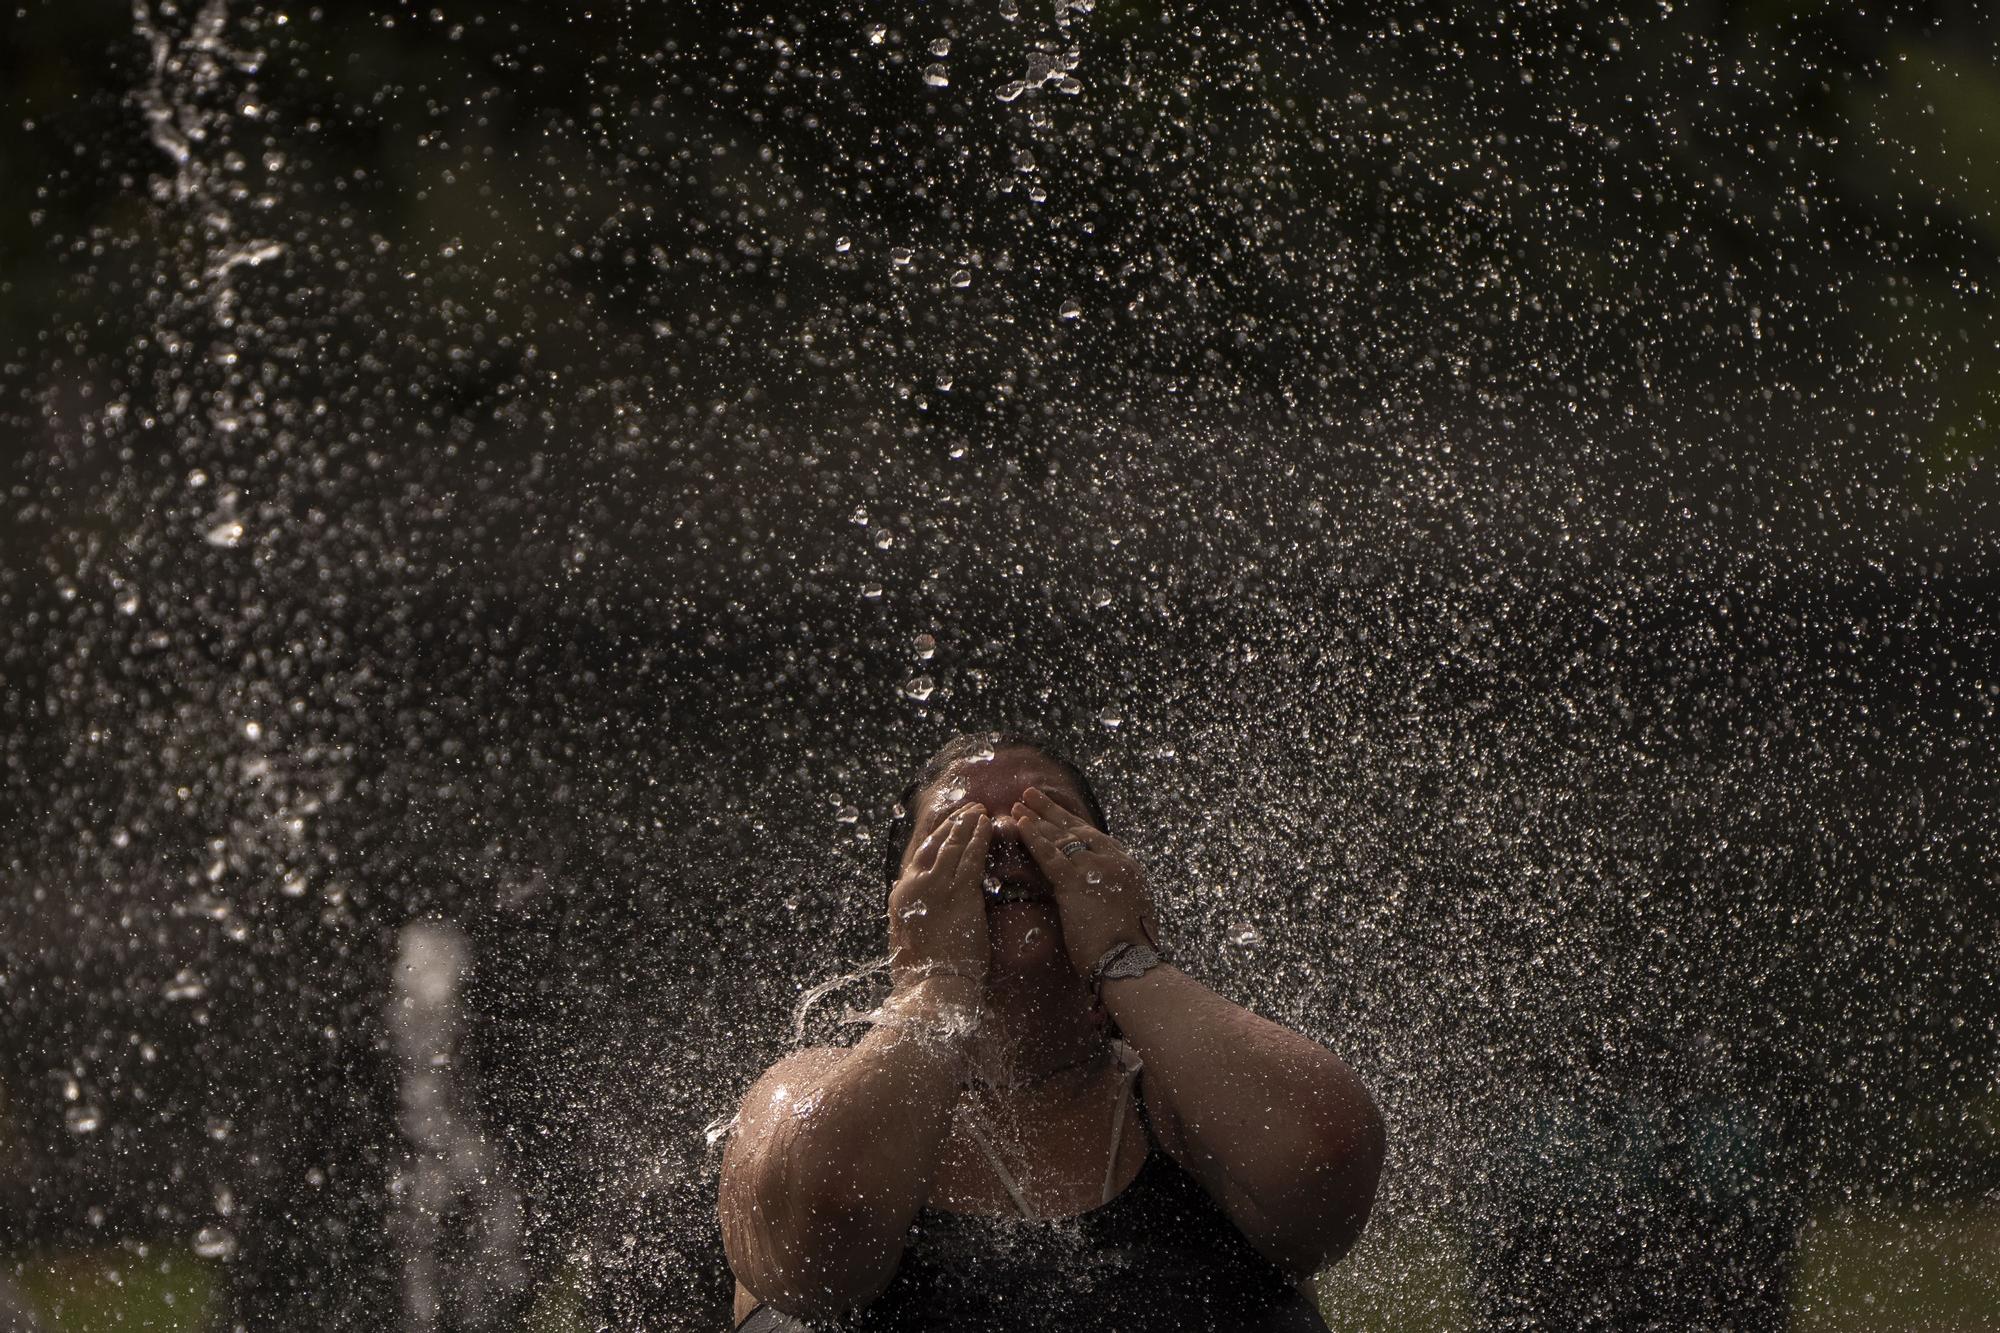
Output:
[[1013, 786, 1162, 978]]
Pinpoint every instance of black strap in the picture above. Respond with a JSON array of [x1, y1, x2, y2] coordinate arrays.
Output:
[[736, 1300, 807, 1332]]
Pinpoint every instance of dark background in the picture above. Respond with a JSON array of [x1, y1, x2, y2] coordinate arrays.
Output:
[[2, 2, 1996, 1329]]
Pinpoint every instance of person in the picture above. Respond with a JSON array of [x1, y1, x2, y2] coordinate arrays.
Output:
[[718, 731, 1385, 1331]]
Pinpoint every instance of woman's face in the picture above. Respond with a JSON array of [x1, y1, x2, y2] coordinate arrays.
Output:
[[902, 745, 1096, 977]]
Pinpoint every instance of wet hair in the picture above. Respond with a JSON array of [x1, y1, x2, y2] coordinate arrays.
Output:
[[879, 729, 1108, 891]]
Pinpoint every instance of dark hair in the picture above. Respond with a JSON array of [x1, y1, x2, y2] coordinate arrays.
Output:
[[879, 729, 1108, 890]]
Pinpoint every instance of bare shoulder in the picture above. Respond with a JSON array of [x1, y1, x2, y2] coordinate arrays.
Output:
[[730, 1046, 850, 1132], [719, 1047, 850, 1227], [742, 1046, 849, 1100], [719, 1045, 854, 1322]]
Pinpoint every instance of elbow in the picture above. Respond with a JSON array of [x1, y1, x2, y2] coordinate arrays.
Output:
[[1318, 1092, 1387, 1262], [725, 1200, 905, 1321], [1262, 1088, 1388, 1276], [721, 1144, 908, 1320]]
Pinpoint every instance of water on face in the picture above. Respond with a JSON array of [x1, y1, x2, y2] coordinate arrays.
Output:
[[0, 2, 1995, 1330]]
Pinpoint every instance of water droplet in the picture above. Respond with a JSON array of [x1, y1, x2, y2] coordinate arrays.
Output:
[[905, 675, 936, 702], [203, 519, 245, 548], [1227, 920, 1265, 950], [950, 268, 972, 288], [163, 969, 208, 1002], [865, 23, 887, 44], [1059, 299, 1082, 322], [850, 504, 869, 525], [900, 899, 929, 921], [703, 1112, 740, 1148], [65, 1105, 102, 1135], [834, 236, 852, 253], [1024, 927, 1045, 944], [192, 1226, 237, 1261], [1098, 709, 1123, 729], [913, 632, 937, 660], [929, 37, 952, 56], [115, 588, 140, 616], [923, 64, 949, 87], [242, 720, 262, 741], [999, 0, 1019, 19], [873, 528, 895, 550], [995, 80, 1032, 103], [861, 583, 884, 599], [890, 247, 914, 268], [835, 804, 860, 825]]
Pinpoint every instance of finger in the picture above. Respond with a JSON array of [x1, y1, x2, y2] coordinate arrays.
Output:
[[1014, 805, 1102, 855], [1016, 817, 1085, 887], [923, 804, 985, 876], [916, 800, 988, 872], [949, 814, 994, 896], [906, 811, 960, 874], [1019, 786, 1097, 835]]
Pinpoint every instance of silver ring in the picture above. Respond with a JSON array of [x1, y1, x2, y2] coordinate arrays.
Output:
[[1059, 840, 1089, 858]]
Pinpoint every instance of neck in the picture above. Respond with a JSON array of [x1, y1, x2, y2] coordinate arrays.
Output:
[[967, 960, 1106, 1091]]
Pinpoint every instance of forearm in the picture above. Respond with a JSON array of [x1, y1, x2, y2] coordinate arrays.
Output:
[[1100, 964, 1383, 1268], [783, 995, 969, 1222], [731, 980, 973, 1310]]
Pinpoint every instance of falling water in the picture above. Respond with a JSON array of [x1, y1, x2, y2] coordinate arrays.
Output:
[[2, 3, 1995, 1331], [389, 920, 528, 1333]]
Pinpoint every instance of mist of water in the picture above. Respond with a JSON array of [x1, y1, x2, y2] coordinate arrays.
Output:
[[1, 3, 1995, 1330]]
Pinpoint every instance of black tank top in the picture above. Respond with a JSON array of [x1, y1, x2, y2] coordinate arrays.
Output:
[[736, 1069, 1332, 1333]]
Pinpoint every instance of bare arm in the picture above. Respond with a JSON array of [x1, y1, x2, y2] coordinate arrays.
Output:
[[719, 977, 980, 1320], [1100, 964, 1385, 1277], [1012, 785, 1385, 1278], [721, 802, 995, 1320]]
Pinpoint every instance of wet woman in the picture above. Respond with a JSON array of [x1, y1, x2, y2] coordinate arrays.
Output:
[[719, 732, 1385, 1331]]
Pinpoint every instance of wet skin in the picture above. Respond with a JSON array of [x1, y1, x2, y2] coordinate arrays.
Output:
[[900, 748, 1098, 979], [721, 746, 1386, 1325]]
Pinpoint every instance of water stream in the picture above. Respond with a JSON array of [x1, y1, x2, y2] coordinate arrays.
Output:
[[1, 3, 1994, 1330]]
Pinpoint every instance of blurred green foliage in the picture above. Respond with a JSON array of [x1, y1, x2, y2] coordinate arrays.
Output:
[[1792, 1203, 2000, 1332], [12, 1248, 218, 1333], [1314, 1221, 1476, 1333]]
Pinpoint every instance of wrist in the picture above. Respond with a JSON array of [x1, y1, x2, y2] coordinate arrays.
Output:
[[1086, 939, 1173, 1000], [1096, 961, 1180, 1031], [1068, 912, 1165, 978], [883, 975, 984, 1035]]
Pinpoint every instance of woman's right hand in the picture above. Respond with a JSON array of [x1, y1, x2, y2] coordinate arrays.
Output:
[[887, 802, 992, 993]]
